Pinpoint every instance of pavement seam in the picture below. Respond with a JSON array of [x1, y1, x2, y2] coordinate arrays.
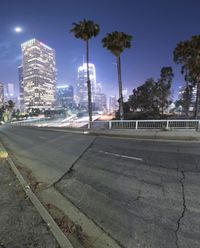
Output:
[[51, 137, 97, 187], [0, 141, 74, 248], [175, 171, 186, 248]]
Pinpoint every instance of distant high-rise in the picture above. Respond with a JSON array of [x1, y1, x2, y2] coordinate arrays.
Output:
[[178, 84, 197, 112], [21, 39, 56, 110], [178, 85, 185, 100], [93, 93, 107, 111], [77, 63, 97, 108], [3, 82, 18, 108], [191, 85, 197, 104], [0, 83, 4, 106], [18, 65, 24, 109], [109, 95, 118, 112], [56, 85, 74, 108], [4, 83, 14, 98], [122, 88, 129, 102]]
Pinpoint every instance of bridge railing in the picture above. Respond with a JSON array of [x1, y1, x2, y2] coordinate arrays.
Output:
[[105, 120, 200, 130], [10, 119, 200, 130]]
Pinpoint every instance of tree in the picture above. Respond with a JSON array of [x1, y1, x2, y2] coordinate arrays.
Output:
[[71, 19, 100, 127], [15, 109, 21, 120], [128, 67, 173, 118], [6, 100, 15, 122], [173, 35, 200, 119], [102, 31, 132, 120], [128, 78, 160, 115], [156, 67, 173, 116], [0, 105, 5, 122]]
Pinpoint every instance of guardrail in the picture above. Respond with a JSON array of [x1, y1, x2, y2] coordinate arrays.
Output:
[[10, 119, 200, 130], [104, 120, 200, 130]]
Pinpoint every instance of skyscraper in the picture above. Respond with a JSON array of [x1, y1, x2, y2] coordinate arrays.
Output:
[[109, 96, 118, 112], [18, 65, 24, 109], [92, 82, 107, 111], [93, 93, 107, 111], [4, 83, 14, 98], [77, 63, 96, 108], [56, 85, 74, 108], [3, 82, 18, 109], [21, 39, 56, 110], [0, 83, 4, 106]]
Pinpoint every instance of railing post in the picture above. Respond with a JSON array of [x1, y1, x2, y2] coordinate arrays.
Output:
[[109, 121, 112, 129], [166, 120, 169, 129], [88, 121, 91, 129], [135, 121, 138, 130], [197, 120, 200, 131]]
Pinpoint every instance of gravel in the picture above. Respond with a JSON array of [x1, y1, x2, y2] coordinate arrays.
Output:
[[0, 159, 60, 248]]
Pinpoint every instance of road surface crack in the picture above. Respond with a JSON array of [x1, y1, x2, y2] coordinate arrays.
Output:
[[175, 171, 186, 248], [52, 137, 97, 186]]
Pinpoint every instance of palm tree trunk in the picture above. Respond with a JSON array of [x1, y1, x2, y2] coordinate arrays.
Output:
[[194, 82, 200, 119], [185, 81, 189, 118], [161, 103, 164, 117], [86, 40, 92, 127], [117, 56, 124, 120]]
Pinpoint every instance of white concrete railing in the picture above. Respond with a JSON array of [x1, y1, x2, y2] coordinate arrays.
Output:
[[10, 117, 51, 127], [11, 119, 200, 130], [90, 120, 200, 130]]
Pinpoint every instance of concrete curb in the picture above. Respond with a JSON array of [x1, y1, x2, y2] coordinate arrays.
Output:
[[30, 126, 200, 142], [39, 187, 122, 248], [89, 130, 200, 141], [0, 142, 74, 248]]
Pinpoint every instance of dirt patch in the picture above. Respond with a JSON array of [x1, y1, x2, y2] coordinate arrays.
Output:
[[0, 159, 59, 248], [16, 163, 47, 192], [46, 203, 93, 248]]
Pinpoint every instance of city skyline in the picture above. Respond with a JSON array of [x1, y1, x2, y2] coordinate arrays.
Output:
[[0, 0, 200, 100]]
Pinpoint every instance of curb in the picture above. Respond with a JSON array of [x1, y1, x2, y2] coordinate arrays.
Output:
[[37, 126, 200, 142], [0, 142, 74, 248], [39, 187, 122, 248], [89, 130, 200, 141], [8, 125, 200, 142]]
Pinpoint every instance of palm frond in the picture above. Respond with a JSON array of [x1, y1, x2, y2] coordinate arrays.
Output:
[[102, 31, 132, 56], [70, 19, 100, 41]]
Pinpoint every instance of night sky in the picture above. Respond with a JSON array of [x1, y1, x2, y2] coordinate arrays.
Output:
[[0, 0, 200, 99]]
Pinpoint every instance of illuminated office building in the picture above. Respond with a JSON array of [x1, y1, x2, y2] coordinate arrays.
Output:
[[109, 95, 118, 112], [56, 85, 74, 108], [4, 83, 14, 98], [21, 39, 56, 110], [0, 83, 4, 106], [93, 93, 107, 111], [77, 63, 97, 108], [18, 65, 24, 109]]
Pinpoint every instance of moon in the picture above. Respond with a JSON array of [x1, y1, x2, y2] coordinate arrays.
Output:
[[14, 27, 23, 33]]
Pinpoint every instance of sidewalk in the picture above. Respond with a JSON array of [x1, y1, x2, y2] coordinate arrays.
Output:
[[0, 158, 60, 248], [88, 129, 200, 141], [36, 126, 200, 141]]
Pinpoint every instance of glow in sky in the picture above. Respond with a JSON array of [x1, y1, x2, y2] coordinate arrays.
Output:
[[14, 27, 23, 33]]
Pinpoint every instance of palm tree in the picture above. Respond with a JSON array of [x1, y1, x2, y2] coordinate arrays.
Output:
[[173, 35, 200, 119], [71, 19, 100, 127], [102, 31, 132, 120]]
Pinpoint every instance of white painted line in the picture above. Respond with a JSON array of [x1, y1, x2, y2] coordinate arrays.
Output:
[[44, 128, 86, 135], [38, 136, 47, 139], [99, 150, 143, 161]]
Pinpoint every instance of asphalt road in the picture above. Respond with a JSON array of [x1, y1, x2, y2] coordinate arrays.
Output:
[[0, 126, 200, 248]]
